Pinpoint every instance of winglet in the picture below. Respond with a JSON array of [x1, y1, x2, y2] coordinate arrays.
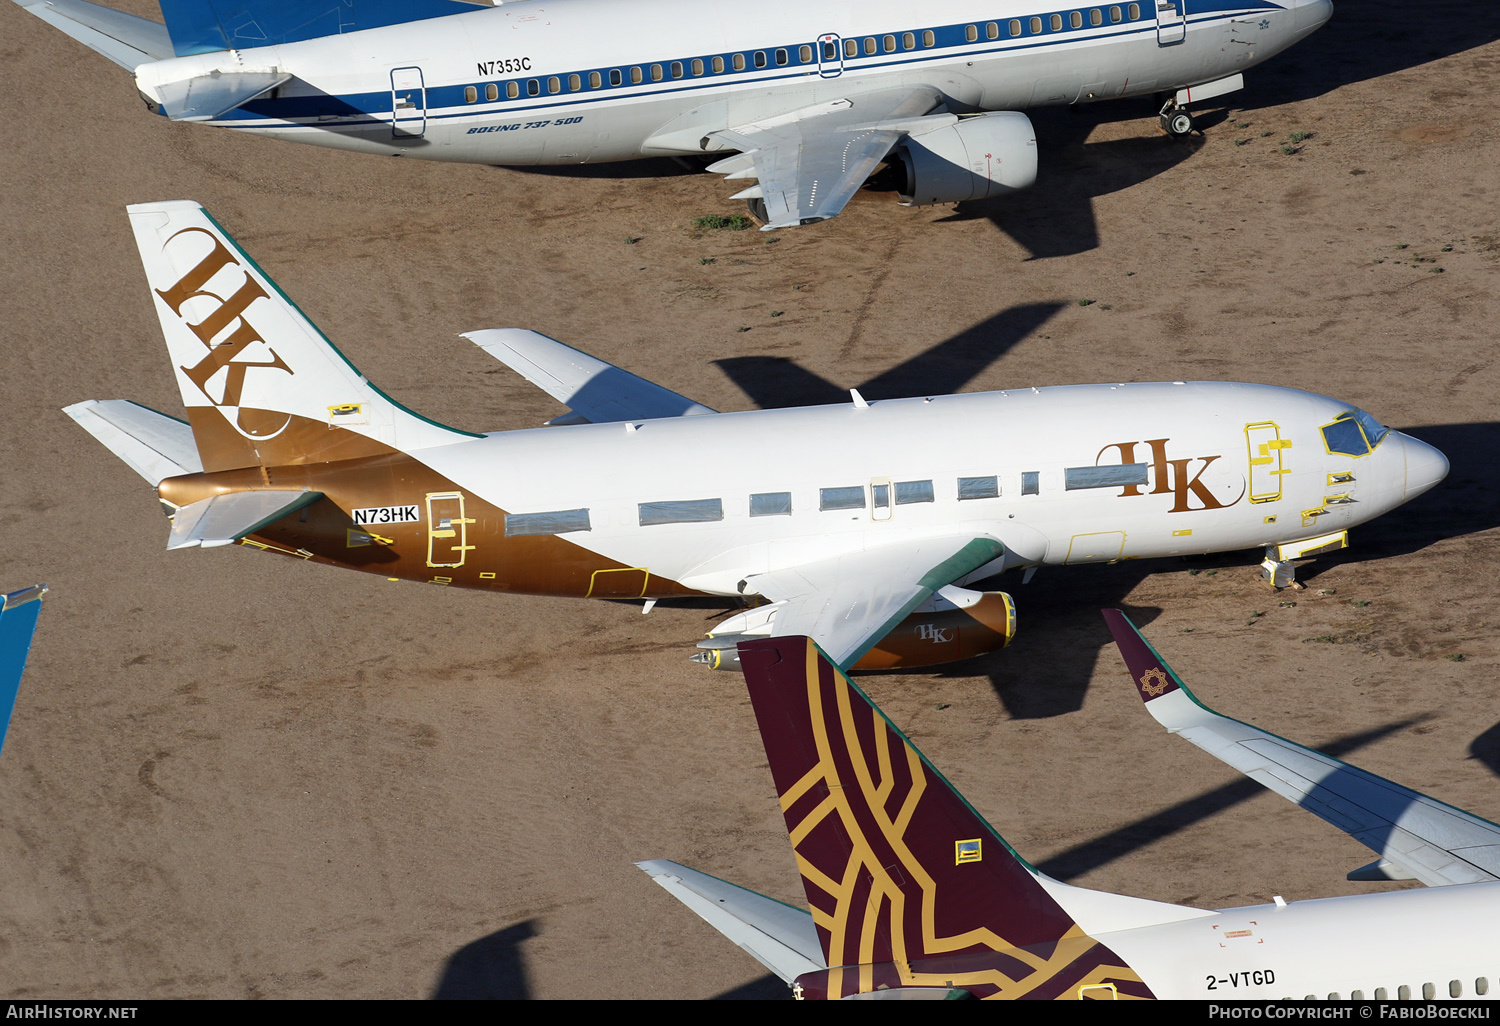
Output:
[[0, 585, 47, 759], [1101, 609, 1185, 705]]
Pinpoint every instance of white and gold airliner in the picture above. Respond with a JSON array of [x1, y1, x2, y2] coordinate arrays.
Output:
[[65, 202, 1445, 671]]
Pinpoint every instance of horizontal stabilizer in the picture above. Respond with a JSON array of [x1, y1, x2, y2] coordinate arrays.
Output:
[[463, 329, 715, 424], [1105, 609, 1500, 887], [167, 490, 321, 549], [635, 860, 822, 985], [63, 399, 203, 485], [0, 585, 47, 759], [152, 71, 291, 122], [13, 0, 174, 68]]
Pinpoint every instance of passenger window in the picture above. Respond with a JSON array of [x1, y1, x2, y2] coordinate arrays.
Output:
[[1477, 979, 1489, 996], [1030, 16, 1043, 33], [733, 53, 746, 70], [1398, 986, 1411, 1000], [692, 58, 704, 75], [650, 64, 663, 81], [589, 71, 602, 88], [1375, 989, 1388, 1000], [965, 24, 978, 42], [547, 76, 560, 93], [1021, 471, 1040, 496], [1423, 984, 1435, 1001], [883, 35, 895, 52], [749, 492, 792, 517], [527, 79, 540, 96], [1050, 14, 1063, 30], [505, 509, 591, 537], [863, 37, 876, 54], [506, 81, 520, 98], [1351, 991, 1364, 1001], [922, 30, 935, 46], [464, 85, 478, 103], [486, 82, 499, 101], [986, 22, 999, 39], [902, 32, 915, 49], [712, 55, 725, 73], [774, 49, 787, 65], [568, 73, 580, 91], [1110, 5, 1122, 21], [638, 499, 724, 526], [1070, 11, 1083, 28], [1128, 2, 1140, 18], [1090, 8, 1103, 25], [1451, 981, 1463, 998], [609, 69, 622, 86], [630, 66, 643, 84], [799, 45, 812, 62], [895, 480, 934, 504], [1010, 19, 1022, 35], [668, 60, 682, 78], [754, 50, 767, 67], [844, 38, 858, 57], [820, 486, 866, 511], [958, 476, 999, 500]]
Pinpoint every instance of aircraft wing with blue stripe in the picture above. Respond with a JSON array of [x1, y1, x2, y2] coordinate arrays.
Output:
[[1105, 609, 1500, 887], [0, 586, 46, 759], [707, 87, 948, 230]]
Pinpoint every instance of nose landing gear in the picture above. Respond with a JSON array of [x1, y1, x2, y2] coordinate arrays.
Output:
[[1159, 96, 1197, 138]]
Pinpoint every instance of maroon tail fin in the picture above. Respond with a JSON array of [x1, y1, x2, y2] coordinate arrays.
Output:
[[737, 636, 1152, 1000]]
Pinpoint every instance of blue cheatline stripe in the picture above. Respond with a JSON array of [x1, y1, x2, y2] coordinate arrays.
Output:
[[0, 596, 43, 759], [215, 3, 1282, 129]]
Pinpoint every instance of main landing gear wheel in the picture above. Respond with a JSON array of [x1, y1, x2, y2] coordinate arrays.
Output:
[[1161, 109, 1196, 138], [745, 196, 769, 224]]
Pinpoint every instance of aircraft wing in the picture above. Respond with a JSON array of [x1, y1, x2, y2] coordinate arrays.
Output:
[[740, 536, 1004, 671], [635, 860, 824, 985], [13, 0, 174, 69], [463, 329, 716, 425], [706, 87, 949, 231], [0, 585, 46, 759], [167, 491, 323, 550], [1104, 609, 1500, 887]]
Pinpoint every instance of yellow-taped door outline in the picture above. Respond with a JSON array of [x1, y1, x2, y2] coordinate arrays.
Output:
[[1065, 531, 1126, 564], [586, 567, 651, 598], [426, 491, 474, 568], [1246, 421, 1290, 504]]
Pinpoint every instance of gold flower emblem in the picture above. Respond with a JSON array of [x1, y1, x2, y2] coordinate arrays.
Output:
[[1139, 666, 1171, 698]]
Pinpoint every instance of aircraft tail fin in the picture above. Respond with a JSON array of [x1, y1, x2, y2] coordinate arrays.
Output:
[[12, 0, 174, 68], [736, 636, 1152, 999], [155, 0, 490, 56], [0, 586, 46, 759], [125, 201, 478, 474]]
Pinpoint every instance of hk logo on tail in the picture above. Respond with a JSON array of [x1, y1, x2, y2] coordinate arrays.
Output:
[[156, 228, 293, 439]]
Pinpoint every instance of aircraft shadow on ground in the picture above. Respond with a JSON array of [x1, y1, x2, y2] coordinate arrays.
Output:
[[1036, 717, 1425, 882], [1468, 723, 1500, 780], [430, 919, 535, 999], [1236, 0, 1500, 112]]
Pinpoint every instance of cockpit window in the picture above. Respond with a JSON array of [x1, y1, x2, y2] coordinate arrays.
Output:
[[1352, 408, 1389, 447], [1321, 409, 1387, 457]]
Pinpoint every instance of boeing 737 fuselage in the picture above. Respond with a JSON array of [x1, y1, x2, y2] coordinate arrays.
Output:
[[19, 0, 1333, 226], [68, 202, 1445, 672]]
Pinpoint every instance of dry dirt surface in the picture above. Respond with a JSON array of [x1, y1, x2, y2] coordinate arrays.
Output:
[[2, 0, 1499, 1001]]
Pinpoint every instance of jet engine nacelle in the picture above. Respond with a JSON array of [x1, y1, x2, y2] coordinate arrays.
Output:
[[897, 111, 1037, 207]]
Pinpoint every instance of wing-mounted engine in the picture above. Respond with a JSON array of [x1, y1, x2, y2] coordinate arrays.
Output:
[[896, 111, 1037, 207], [692, 586, 1016, 671]]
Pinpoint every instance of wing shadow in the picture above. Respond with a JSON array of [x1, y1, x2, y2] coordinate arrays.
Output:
[[431, 919, 535, 999], [714, 302, 1064, 410], [1470, 722, 1500, 779], [1036, 717, 1425, 881]]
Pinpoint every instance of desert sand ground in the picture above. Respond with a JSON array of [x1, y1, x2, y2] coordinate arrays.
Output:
[[1, 0, 1498, 1000]]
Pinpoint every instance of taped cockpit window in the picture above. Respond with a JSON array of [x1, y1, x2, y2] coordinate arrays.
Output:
[[505, 508, 591, 537], [639, 499, 723, 526], [1065, 464, 1149, 490]]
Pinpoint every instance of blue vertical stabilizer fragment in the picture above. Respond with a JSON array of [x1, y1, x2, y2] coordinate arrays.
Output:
[[156, 1, 480, 56], [0, 586, 46, 759]]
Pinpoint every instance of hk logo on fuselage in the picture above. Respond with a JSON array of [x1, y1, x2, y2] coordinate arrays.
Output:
[[156, 227, 293, 439], [1097, 438, 1245, 513]]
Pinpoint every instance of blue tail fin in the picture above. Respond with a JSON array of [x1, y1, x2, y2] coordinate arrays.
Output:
[[0, 586, 46, 759], [157, 0, 483, 56]]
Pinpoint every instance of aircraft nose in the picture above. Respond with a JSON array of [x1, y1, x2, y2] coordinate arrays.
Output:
[[1295, 0, 1333, 32], [1400, 433, 1449, 501]]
